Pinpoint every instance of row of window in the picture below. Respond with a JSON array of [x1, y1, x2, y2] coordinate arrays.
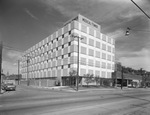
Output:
[[21, 60, 114, 73], [22, 43, 115, 63], [21, 53, 115, 68], [22, 69, 112, 79], [24, 39, 114, 61], [25, 20, 115, 55]]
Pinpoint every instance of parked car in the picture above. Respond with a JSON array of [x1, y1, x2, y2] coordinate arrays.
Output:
[[3, 83, 16, 91], [1, 82, 6, 90]]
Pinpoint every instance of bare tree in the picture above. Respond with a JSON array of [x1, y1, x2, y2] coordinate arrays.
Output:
[[69, 70, 77, 86], [94, 75, 101, 86], [84, 74, 94, 87], [69, 70, 77, 77]]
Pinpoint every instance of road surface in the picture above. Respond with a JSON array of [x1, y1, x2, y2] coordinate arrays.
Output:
[[0, 85, 150, 115]]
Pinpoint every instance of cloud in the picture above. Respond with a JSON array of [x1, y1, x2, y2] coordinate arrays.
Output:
[[2, 47, 22, 75], [2, 61, 18, 74], [6, 50, 22, 60], [41, 0, 147, 21], [119, 48, 150, 71], [106, 29, 125, 40], [24, 8, 39, 20]]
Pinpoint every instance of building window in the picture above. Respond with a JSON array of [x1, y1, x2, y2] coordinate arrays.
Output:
[[81, 24, 87, 33], [107, 63, 111, 69], [101, 71, 106, 77], [112, 64, 115, 70], [102, 53, 106, 59], [96, 31, 100, 39], [56, 38, 58, 41], [102, 34, 107, 41], [81, 35, 87, 44], [89, 38, 94, 46], [101, 62, 106, 68], [81, 46, 87, 54], [95, 51, 100, 58], [62, 45, 64, 48], [62, 55, 64, 59], [51, 40, 53, 43], [102, 44, 106, 50], [108, 37, 111, 44], [68, 64, 70, 68], [62, 34, 64, 38], [89, 28, 94, 36], [96, 41, 100, 48], [69, 30, 71, 35], [112, 56, 115, 62], [61, 65, 63, 69], [107, 54, 111, 61], [88, 49, 94, 56], [81, 57, 86, 65], [88, 69, 93, 74], [88, 59, 94, 66], [112, 48, 115, 53], [68, 53, 71, 57], [107, 46, 111, 52], [95, 61, 100, 67], [68, 42, 71, 46]]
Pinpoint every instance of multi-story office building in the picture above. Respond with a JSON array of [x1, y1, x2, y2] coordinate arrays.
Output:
[[21, 14, 115, 86]]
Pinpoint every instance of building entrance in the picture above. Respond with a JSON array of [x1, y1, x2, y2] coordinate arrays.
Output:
[[62, 77, 76, 86]]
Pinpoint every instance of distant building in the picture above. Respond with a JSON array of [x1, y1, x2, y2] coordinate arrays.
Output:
[[20, 14, 115, 86]]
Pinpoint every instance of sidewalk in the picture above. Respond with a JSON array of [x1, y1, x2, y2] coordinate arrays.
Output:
[[28, 85, 150, 92], [0, 89, 5, 94]]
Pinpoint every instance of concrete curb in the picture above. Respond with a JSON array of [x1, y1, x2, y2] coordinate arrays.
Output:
[[0, 90, 5, 95], [30, 86, 122, 92], [19, 85, 150, 93]]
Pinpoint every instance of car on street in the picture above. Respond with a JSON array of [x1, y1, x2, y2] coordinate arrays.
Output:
[[3, 83, 16, 91]]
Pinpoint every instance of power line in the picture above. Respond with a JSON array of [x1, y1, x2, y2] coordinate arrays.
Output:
[[131, 0, 150, 19], [3, 44, 23, 53], [131, 29, 150, 33]]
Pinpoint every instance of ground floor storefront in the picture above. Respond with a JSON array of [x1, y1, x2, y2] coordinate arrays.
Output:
[[19, 76, 114, 87], [113, 71, 150, 88]]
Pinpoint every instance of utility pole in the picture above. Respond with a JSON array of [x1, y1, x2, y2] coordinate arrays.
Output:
[[71, 34, 84, 91], [77, 36, 80, 91], [27, 56, 30, 86], [18, 60, 20, 85], [0, 41, 3, 94], [121, 66, 124, 90]]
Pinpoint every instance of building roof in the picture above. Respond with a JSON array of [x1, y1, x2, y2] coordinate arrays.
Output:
[[115, 71, 142, 80]]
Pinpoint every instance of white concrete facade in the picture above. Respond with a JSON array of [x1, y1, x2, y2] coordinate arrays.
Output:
[[21, 14, 115, 81]]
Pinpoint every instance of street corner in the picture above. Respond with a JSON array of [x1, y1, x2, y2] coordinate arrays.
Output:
[[0, 90, 6, 95]]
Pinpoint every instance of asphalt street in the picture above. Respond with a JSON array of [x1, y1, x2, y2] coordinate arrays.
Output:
[[0, 85, 150, 115]]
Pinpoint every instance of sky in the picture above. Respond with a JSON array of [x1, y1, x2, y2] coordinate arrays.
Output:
[[0, 0, 150, 74]]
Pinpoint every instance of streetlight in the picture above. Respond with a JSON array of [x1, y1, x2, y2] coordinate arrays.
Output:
[[24, 55, 31, 86], [27, 56, 32, 86], [125, 27, 131, 36], [71, 34, 84, 91], [125, 0, 150, 36]]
